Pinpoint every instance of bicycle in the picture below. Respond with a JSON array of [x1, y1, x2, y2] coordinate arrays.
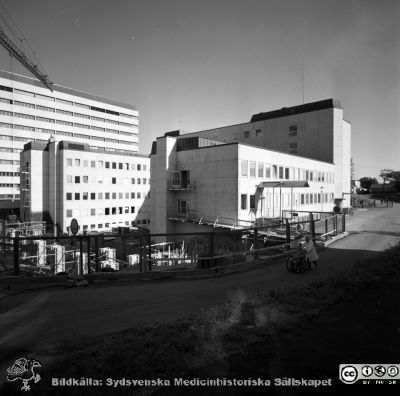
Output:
[[286, 255, 307, 273]]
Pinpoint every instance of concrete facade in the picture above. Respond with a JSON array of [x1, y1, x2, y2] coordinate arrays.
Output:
[[20, 140, 150, 234], [150, 99, 351, 236], [0, 70, 138, 215]]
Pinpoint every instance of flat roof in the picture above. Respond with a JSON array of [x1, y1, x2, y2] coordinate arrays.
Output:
[[250, 99, 342, 123], [22, 139, 148, 158], [0, 70, 136, 111], [165, 139, 334, 165]]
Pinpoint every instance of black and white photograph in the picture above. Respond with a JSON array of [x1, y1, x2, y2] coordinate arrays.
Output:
[[0, 1, 399, 395]]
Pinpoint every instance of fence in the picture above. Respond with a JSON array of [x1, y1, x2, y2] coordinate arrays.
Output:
[[1, 214, 345, 277]]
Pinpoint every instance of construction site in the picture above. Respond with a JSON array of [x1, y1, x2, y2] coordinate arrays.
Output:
[[0, 211, 346, 280]]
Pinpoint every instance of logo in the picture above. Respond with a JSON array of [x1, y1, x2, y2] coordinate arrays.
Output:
[[340, 365, 358, 384], [387, 366, 399, 377], [361, 365, 373, 377], [374, 366, 386, 377], [7, 357, 42, 391]]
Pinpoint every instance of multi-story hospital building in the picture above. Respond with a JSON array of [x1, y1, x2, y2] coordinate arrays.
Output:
[[150, 99, 351, 235]]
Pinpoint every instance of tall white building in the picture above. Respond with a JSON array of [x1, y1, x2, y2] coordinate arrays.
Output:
[[0, 70, 139, 217], [150, 99, 351, 236], [20, 139, 150, 234]]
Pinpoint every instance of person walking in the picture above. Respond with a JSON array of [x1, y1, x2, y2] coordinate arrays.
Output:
[[305, 235, 319, 269]]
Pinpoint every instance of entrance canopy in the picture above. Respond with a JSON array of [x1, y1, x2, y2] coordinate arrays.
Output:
[[257, 180, 310, 189]]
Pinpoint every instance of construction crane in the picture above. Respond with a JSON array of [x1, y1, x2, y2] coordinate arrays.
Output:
[[0, 29, 53, 91], [0, 3, 53, 91]]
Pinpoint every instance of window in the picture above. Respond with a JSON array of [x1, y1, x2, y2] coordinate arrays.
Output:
[[244, 131, 249, 138], [265, 164, 271, 179], [83, 192, 88, 200], [241, 194, 247, 210], [256, 129, 262, 137], [91, 161, 96, 168], [105, 208, 110, 215], [125, 192, 129, 199], [112, 207, 117, 215], [143, 178, 147, 184], [137, 164, 141, 171], [310, 194, 313, 204], [249, 162, 256, 177], [241, 160, 248, 177], [91, 209, 96, 216], [310, 171, 313, 181], [306, 170, 309, 181], [98, 161, 103, 168], [67, 158, 72, 166], [105, 192, 110, 199], [75, 193, 80, 200], [82, 176, 88, 183], [119, 192, 123, 199], [285, 167, 289, 180], [301, 194, 305, 205], [112, 162, 116, 169], [91, 193, 96, 200], [137, 178, 141, 184], [66, 193, 72, 200], [118, 207, 123, 214], [75, 159, 80, 166], [66, 209, 72, 217], [279, 167, 284, 179], [131, 192, 135, 199], [67, 175, 73, 183], [178, 200, 187, 215], [112, 177, 116, 184], [105, 162, 110, 169], [98, 192, 103, 199], [273, 165, 278, 178], [75, 176, 80, 183], [137, 192, 141, 199], [131, 206, 135, 213], [257, 163, 264, 178], [119, 163, 123, 169], [250, 195, 256, 209], [289, 125, 298, 137]]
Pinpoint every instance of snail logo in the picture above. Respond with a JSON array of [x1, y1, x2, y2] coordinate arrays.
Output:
[[6, 357, 42, 391]]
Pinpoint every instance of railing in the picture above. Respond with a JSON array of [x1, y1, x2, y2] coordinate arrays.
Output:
[[1, 214, 346, 277]]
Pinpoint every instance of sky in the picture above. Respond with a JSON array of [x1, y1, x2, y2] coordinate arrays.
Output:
[[0, 0, 399, 180]]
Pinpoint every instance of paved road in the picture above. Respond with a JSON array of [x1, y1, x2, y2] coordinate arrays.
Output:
[[0, 206, 399, 360]]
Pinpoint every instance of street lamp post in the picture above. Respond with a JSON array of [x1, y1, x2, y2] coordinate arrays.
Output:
[[320, 186, 324, 216]]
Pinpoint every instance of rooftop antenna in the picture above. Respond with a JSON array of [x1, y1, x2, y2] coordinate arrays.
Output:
[[301, 61, 305, 104]]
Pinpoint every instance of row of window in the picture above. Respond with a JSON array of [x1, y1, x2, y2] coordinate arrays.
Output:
[[240, 192, 335, 210], [66, 175, 149, 185], [66, 158, 147, 171], [66, 191, 147, 200], [0, 183, 20, 188], [0, 147, 22, 153], [0, 159, 19, 165], [0, 172, 20, 176], [0, 120, 136, 143], [66, 206, 137, 217], [240, 160, 334, 184], [68, 219, 149, 232], [0, 88, 136, 121], [242, 124, 299, 139], [0, 194, 20, 199]]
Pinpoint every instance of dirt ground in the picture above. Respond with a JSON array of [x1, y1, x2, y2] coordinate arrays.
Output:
[[157, 269, 400, 395]]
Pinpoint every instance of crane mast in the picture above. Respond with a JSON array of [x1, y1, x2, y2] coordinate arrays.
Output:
[[0, 29, 53, 91]]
